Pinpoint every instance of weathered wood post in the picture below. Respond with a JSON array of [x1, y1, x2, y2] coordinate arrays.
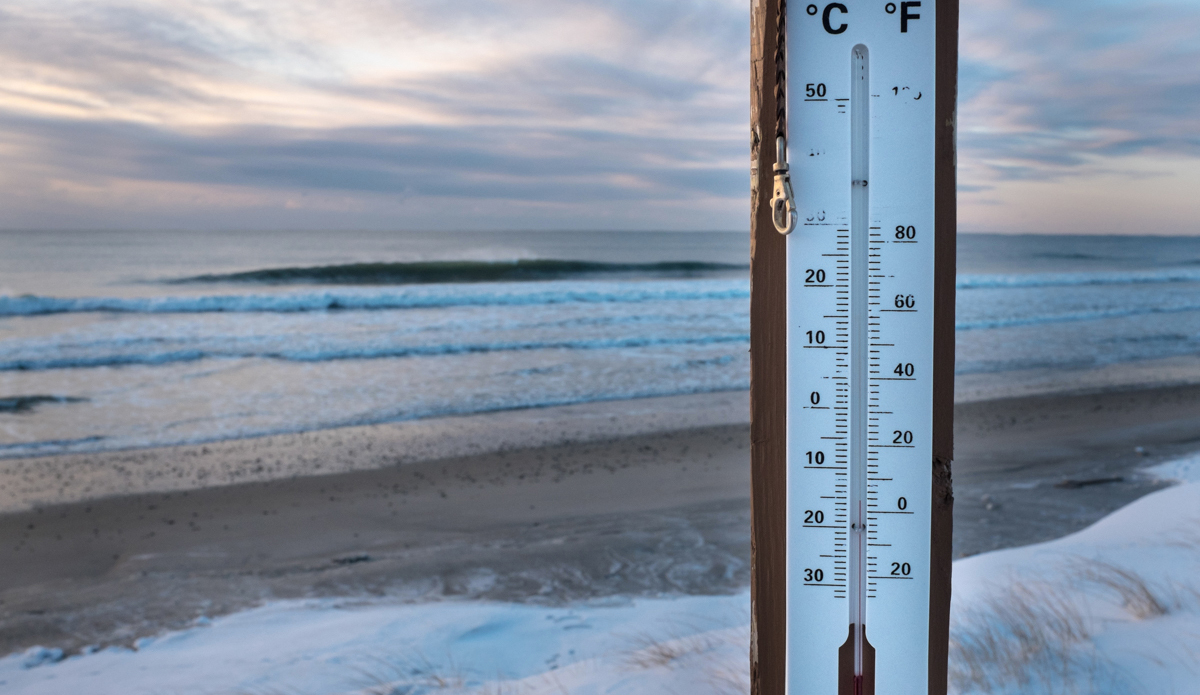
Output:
[[749, 0, 788, 692]]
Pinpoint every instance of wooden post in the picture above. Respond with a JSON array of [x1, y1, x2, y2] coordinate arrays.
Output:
[[928, 2, 960, 694], [749, 0, 787, 694], [749, 2, 958, 694]]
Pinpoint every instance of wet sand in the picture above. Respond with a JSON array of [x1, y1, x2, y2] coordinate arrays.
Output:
[[3, 377, 1200, 655], [0, 391, 751, 515]]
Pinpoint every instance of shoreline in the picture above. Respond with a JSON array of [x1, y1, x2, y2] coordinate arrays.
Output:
[[0, 390, 749, 515], [954, 353, 1200, 403], [9, 353, 1200, 514], [7, 358, 1200, 655]]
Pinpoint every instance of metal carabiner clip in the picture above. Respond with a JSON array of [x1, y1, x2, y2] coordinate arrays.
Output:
[[770, 136, 797, 235]]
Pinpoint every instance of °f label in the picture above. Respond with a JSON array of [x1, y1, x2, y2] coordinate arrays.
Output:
[[785, 2, 936, 694]]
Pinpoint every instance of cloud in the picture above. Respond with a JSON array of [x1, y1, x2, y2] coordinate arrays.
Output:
[[958, 0, 1200, 181], [0, 0, 751, 230], [0, 0, 1196, 232]]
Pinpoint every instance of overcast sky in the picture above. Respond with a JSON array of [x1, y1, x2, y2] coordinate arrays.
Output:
[[0, 0, 1197, 234]]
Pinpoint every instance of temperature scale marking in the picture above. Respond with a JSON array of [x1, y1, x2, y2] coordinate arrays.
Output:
[[785, 2, 939, 694]]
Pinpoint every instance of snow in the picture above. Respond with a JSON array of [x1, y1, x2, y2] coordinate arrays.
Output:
[[947, 458, 1200, 694], [0, 592, 750, 695], [4, 456, 1200, 694], [1143, 450, 1200, 485]]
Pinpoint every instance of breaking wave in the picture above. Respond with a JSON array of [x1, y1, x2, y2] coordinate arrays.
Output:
[[957, 269, 1200, 289], [0, 334, 750, 372], [0, 281, 750, 317], [956, 302, 1200, 331], [172, 259, 747, 285]]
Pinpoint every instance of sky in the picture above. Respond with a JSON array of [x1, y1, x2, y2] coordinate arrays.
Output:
[[0, 0, 1197, 234]]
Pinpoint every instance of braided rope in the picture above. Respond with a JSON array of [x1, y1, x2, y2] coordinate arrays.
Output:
[[773, 0, 787, 140]]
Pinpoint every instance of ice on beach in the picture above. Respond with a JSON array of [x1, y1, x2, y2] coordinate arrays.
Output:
[[3, 462, 1200, 695], [1144, 450, 1200, 485], [17, 647, 63, 669]]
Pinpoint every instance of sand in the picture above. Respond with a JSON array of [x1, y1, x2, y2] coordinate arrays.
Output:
[[5, 362, 1200, 655], [0, 391, 750, 515], [0, 425, 752, 655]]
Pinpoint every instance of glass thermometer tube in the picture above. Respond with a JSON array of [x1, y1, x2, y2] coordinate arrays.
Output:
[[849, 43, 870, 695]]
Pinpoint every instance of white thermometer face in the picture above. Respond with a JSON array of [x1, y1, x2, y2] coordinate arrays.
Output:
[[785, 2, 937, 694]]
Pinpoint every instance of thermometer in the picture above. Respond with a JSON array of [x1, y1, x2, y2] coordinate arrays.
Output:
[[775, 2, 955, 693]]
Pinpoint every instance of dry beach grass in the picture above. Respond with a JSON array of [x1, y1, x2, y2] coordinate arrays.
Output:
[[949, 556, 1199, 695]]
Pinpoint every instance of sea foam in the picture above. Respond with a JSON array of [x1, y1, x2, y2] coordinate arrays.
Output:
[[0, 281, 750, 317]]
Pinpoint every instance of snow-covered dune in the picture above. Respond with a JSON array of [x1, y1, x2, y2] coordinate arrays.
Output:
[[3, 457, 1199, 695], [949, 456, 1200, 695]]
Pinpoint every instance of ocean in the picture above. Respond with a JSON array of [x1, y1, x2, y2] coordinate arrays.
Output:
[[2, 230, 1200, 457]]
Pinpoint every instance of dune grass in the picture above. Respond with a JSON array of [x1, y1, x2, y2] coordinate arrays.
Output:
[[948, 555, 1199, 695], [949, 578, 1111, 695]]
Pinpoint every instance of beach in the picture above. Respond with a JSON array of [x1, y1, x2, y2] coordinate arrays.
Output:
[[7, 231, 1200, 691], [1, 0, 1195, 686], [5, 358, 1200, 658]]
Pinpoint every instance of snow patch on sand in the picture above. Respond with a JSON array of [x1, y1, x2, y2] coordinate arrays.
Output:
[[1144, 450, 1200, 485]]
